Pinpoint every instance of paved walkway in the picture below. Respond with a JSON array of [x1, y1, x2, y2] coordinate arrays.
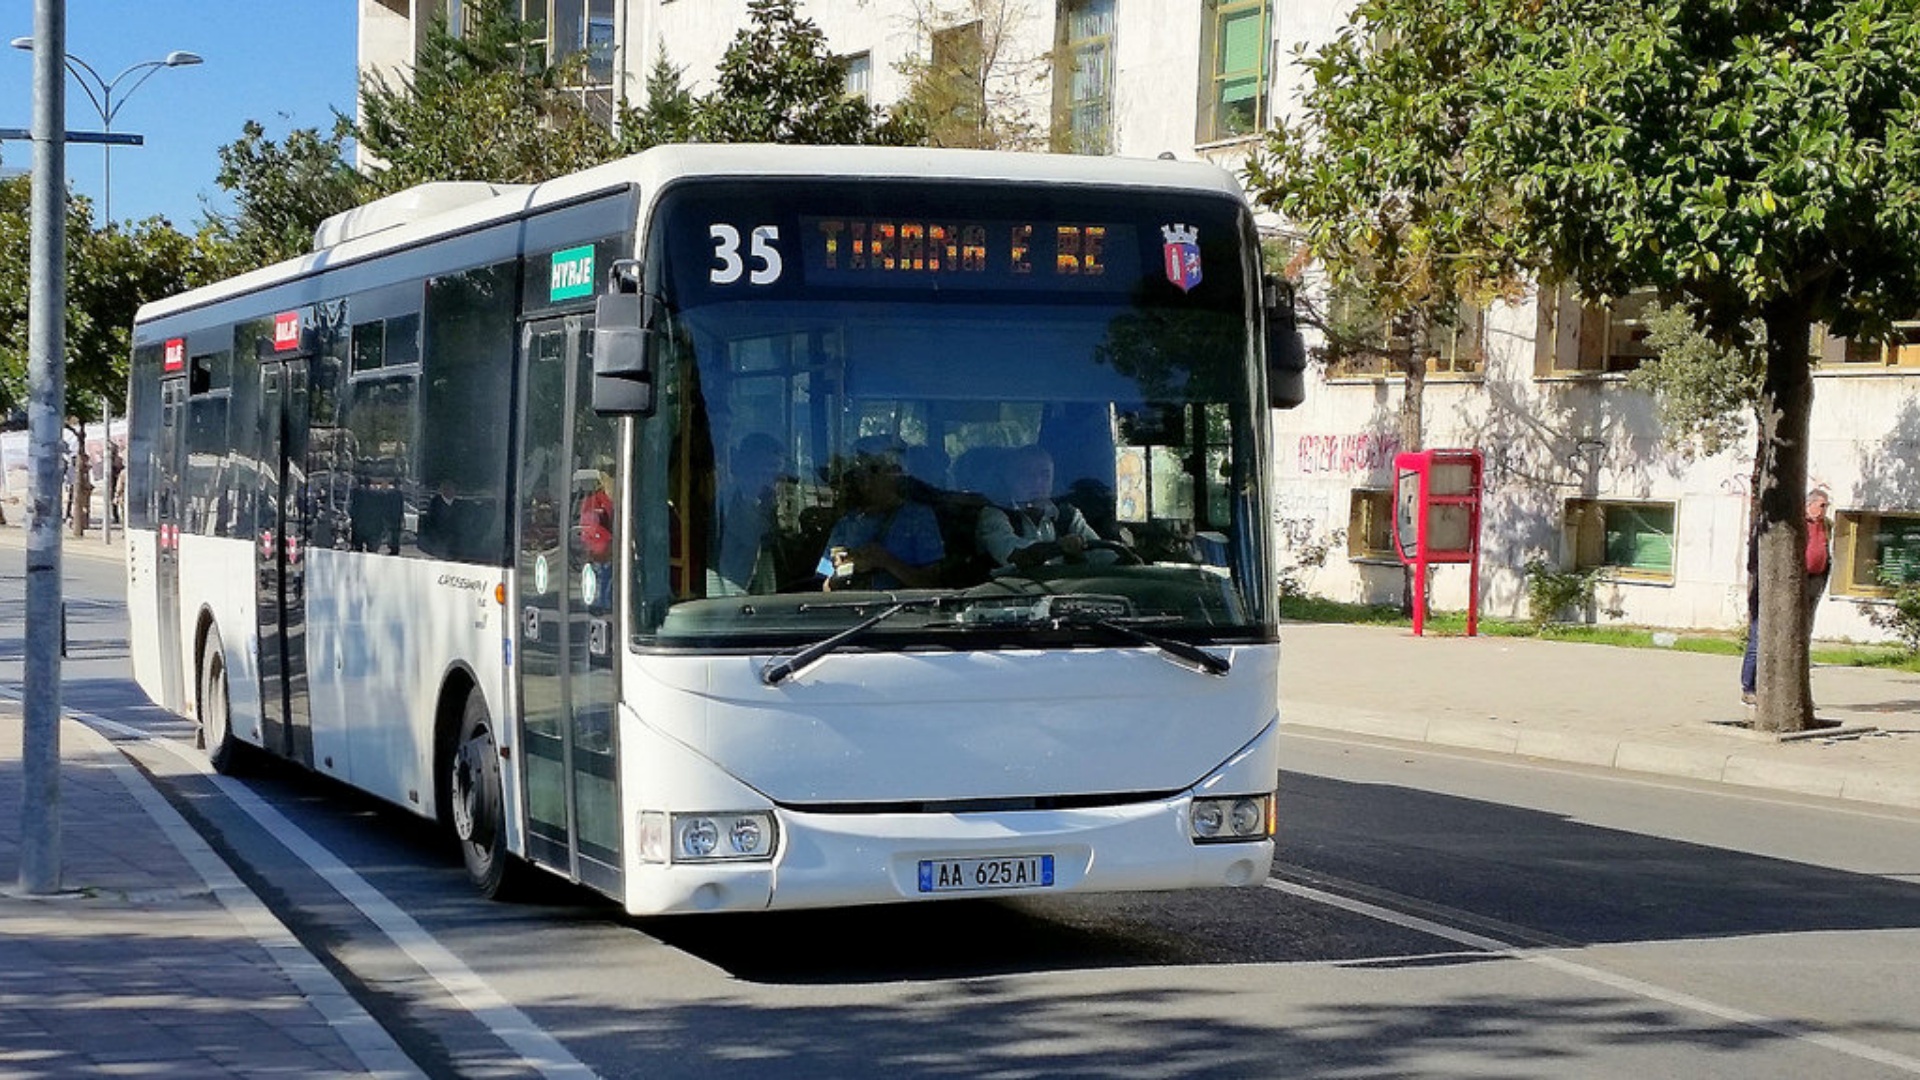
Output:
[[2, 522, 420, 1077], [0, 519, 1916, 1074], [1280, 621, 1920, 811]]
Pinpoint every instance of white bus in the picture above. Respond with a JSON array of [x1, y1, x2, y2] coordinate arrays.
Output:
[[125, 144, 1306, 915]]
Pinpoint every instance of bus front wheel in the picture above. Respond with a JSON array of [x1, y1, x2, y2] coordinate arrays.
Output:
[[198, 626, 248, 775], [450, 688, 525, 899]]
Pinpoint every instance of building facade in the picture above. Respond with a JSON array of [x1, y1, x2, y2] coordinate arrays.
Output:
[[357, 0, 1920, 643]]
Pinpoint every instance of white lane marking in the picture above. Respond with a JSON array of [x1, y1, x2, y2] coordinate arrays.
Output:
[[74, 707, 603, 1080], [1270, 877, 1920, 1075], [9, 696, 425, 1079]]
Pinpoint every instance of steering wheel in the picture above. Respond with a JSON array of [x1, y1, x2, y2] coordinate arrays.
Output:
[[1083, 539, 1145, 566]]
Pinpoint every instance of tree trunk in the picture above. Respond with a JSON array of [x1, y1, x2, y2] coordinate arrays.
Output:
[[67, 423, 92, 538], [1752, 301, 1817, 733], [1397, 317, 1428, 619]]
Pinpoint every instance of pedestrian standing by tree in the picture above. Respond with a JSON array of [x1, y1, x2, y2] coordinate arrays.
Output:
[[1742, 489, 1832, 706]]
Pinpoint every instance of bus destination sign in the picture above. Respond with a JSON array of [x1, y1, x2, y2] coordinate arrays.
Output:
[[799, 217, 1139, 291]]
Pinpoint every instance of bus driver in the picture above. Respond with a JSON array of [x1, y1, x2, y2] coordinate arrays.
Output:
[[976, 445, 1103, 570]]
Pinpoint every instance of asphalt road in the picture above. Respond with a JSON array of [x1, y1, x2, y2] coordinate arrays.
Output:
[[10, 546, 1920, 1079]]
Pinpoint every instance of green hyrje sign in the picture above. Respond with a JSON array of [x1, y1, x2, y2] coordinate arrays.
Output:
[[550, 245, 596, 301]]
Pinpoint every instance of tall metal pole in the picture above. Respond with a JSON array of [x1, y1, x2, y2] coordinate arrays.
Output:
[[101, 394, 114, 544], [21, 0, 69, 895]]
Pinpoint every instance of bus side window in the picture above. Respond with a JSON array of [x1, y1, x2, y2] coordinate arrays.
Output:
[[346, 374, 416, 556]]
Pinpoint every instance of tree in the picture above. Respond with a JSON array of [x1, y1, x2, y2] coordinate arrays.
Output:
[[1243, 0, 1533, 617], [1627, 304, 1765, 463], [1472, 1, 1920, 732], [692, 0, 909, 145], [890, 0, 1044, 150], [613, 49, 700, 153], [201, 118, 365, 276], [0, 176, 197, 533], [356, 0, 617, 194]]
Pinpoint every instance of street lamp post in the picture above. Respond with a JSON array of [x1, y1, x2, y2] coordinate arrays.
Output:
[[9, 38, 199, 545], [9, 38, 202, 225]]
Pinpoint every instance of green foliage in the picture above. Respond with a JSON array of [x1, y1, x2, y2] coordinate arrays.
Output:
[[1243, 0, 1534, 321], [1624, 301, 1765, 459], [1242, 0, 1535, 448], [203, 119, 365, 275], [1523, 557, 1602, 626], [355, 0, 617, 195], [352, 0, 908, 197], [692, 0, 907, 145], [0, 177, 197, 421], [1478, 1, 1920, 338], [1867, 578, 1920, 655], [890, 0, 1041, 150], [613, 50, 700, 153], [1479, 0, 1920, 729]]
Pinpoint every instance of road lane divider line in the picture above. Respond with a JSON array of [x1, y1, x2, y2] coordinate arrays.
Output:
[[1268, 876, 1920, 1075]]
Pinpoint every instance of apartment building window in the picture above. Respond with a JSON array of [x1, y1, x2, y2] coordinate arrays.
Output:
[[1836, 510, 1920, 597], [1815, 320, 1920, 370], [1537, 285, 1658, 375], [548, 0, 616, 123], [932, 21, 986, 89], [1324, 294, 1487, 380], [1565, 499, 1676, 578], [1053, 0, 1115, 155], [843, 51, 873, 103], [1199, 0, 1269, 143], [1348, 489, 1397, 560]]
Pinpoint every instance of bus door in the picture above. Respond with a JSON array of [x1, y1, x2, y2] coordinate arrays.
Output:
[[154, 377, 188, 712], [514, 315, 622, 894], [256, 357, 315, 767]]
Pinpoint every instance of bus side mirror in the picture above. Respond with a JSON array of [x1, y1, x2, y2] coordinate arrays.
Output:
[[1264, 275, 1307, 410], [592, 291, 657, 416]]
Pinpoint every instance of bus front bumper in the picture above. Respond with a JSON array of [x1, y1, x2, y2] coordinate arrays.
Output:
[[621, 796, 1275, 916]]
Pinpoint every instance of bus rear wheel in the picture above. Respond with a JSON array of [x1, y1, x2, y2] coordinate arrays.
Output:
[[198, 626, 249, 775], [449, 688, 526, 899]]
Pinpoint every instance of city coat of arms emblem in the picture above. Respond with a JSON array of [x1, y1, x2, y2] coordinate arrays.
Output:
[[1161, 223, 1202, 293]]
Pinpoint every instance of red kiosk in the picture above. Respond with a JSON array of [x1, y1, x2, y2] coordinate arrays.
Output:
[[1392, 448, 1484, 636]]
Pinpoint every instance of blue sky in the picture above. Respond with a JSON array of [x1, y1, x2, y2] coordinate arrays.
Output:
[[2, 2, 358, 230]]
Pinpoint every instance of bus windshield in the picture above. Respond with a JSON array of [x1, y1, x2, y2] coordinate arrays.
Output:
[[630, 177, 1273, 649]]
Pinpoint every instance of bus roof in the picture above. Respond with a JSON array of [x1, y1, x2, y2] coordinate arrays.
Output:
[[135, 144, 1248, 325]]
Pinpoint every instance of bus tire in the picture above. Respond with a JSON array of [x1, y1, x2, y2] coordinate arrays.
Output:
[[450, 687, 526, 900], [198, 625, 249, 775]]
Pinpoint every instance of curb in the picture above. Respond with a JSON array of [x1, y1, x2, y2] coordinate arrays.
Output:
[[61, 710, 425, 1078], [1283, 713, 1920, 814]]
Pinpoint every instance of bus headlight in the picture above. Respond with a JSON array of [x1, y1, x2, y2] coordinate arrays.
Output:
[[1188, 794, 1274, 843], [666, 811, 777, 862]]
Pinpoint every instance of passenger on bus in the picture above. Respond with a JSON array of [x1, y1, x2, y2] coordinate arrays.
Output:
[[713, 432, 786, 595], [816, 438, 945, 591], [579, 465, 616, 609], [976, 444, 1103, 570]]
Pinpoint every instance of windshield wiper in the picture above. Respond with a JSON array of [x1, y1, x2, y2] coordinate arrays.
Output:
[[760, 595, 952, 686], [759, 592, 1231, 685], [963, 594, 1232, 678], [1075, 614, 1232, 677]]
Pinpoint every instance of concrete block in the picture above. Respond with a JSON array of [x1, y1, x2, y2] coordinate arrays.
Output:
[[1613, 740, 1732, 783], [1512, 728, 1621, 768], [1719, 755, 1849, 799], [1424, 717, 1520, 754]]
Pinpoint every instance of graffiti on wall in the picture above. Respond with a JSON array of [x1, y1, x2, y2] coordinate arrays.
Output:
[[1295, 432, 1403, 476]]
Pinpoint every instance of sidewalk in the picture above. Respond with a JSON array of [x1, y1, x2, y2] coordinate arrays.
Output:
[[1280, 621, 1920, 812], [0, 707, 418, 1076]]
